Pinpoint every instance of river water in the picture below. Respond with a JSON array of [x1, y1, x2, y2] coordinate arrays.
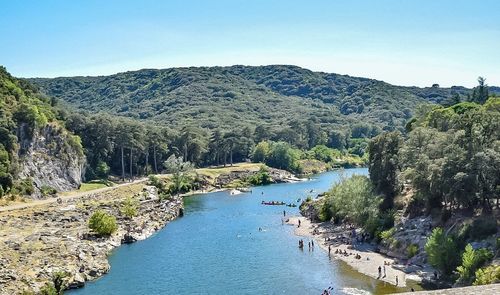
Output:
[[71, 168, 415, 295]]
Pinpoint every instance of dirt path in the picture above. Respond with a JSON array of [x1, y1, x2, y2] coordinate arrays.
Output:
[[0, 177, 149, 213]]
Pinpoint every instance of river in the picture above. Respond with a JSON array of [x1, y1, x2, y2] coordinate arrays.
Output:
[[70, 168, 414, 295]]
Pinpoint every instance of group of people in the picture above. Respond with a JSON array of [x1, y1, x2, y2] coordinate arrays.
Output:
[[321, 287, 333, 295], [298, 239, 315, 251]]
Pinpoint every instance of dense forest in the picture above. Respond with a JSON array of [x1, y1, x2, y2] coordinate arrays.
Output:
[[31, 65, 476, 133]]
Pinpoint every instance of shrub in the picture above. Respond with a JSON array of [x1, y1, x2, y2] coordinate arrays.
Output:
[[247, 167, 272, 185], [457, 244, 494, 284], [120, 196, 139, 219], [88, 210, 118, 236], [380, 227, 395, 241], [40, 185, 57, 197], [12, 178, 34, 196], [407, 244, 419, 258], [473, 265, 500, 286], [425, 227, 461, 275]]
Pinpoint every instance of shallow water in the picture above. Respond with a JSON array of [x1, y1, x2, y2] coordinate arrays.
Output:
[[70, 168, 418, 295]]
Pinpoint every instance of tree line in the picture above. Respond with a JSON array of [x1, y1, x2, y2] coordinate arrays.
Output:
[[61, 111, 372, 181]]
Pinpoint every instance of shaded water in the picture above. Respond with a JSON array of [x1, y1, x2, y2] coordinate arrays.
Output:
[[71, 168, 418, 294]]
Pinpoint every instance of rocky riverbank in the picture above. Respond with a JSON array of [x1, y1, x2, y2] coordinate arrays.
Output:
[[0, 163, 299, 294], [0, 183, 183, 294]]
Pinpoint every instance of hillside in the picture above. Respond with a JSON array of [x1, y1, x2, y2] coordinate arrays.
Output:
[[30, 65, 472, 132], [0, 67, 85, 198]]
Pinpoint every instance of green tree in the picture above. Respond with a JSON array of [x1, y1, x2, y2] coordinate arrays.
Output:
[[164, 155, 194, 195], [252, 141, 271, 163], [457, 244, 494, 285], [470, 77, 489, 104], [368, 131, 402, 210], [425, 228, 460, 275], [324, 175, 381, 226], [265, 141, 301, 172]]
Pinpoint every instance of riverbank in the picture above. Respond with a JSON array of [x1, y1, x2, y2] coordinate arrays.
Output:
[[287, 216, 423, 288], [0, 163, 300, 294], [0, 182, 183, 294]]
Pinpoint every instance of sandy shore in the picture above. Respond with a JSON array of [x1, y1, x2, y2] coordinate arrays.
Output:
[[288, 216, 418, 287]]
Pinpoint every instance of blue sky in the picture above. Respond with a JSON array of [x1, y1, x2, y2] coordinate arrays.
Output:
[[1, 0, 499, 87]]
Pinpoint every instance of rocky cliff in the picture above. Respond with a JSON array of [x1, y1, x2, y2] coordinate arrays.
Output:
[[17, 123, 86, 197]]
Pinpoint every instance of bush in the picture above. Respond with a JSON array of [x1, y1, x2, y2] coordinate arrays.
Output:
[[40, 185, 57, 197], [120, 196, 139, 219], [425, 227, 461, 275], [12, 178, 34, 196], [407, 244, 419, 258], [473, 265, 500, 285], [88, 210, 118, 236], [457, 244, 494, 284], [247, 167, 272, 185]]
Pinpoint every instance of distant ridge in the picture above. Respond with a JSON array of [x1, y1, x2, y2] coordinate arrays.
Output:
[[29, 65, 482, 131]]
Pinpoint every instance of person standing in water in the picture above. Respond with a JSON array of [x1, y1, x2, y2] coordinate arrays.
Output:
[[328, 245, 331, 255], [283, 210, 286, 217]]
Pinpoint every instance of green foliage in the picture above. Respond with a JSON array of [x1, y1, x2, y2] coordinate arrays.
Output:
[[164, 155, 195, 195], [473, 265, 500, 285], [247, 167, 272, 185], [373, 96, 500, 213], [148, 175, 166, 192], [260, 141, 302, 173], [457, 244, 494, 284], [252, 141, 271, 163], [380, 227, 395, 241], [40, 271, 67, 295], [31, 65, 472, 136], [120, 196, 139, 219], [88, 210, 118, 236], [368, 131, 402, 210], [95, 161, 110, 179], [425, 227, 461, 275], [40, 185, 57, 197], [407, 244, 419, 258], [323, 175, 381, 226], [11, 178, 34, 196]]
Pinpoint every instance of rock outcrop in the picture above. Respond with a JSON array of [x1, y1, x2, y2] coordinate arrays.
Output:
[[17, 123, 86, 198]]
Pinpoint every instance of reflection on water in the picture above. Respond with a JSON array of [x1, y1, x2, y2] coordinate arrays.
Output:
[[70, 168, 421, 295]]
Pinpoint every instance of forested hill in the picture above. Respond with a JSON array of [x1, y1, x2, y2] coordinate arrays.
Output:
[[0, 66, 85, 198], [30, 65, 472, 132]]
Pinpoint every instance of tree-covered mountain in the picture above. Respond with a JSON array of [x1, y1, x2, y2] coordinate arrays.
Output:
[[30, 65, 473, 133]]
